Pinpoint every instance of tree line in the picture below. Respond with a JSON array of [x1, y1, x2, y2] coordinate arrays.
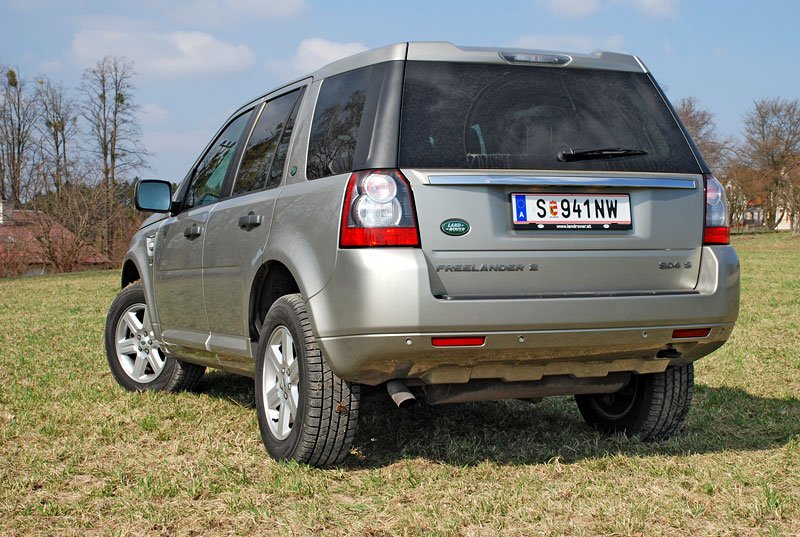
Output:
[[676, 96, 800, 232], [0, 56, 147, 276]]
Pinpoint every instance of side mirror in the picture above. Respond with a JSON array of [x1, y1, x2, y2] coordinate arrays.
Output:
[[135, 180, 173, 213]]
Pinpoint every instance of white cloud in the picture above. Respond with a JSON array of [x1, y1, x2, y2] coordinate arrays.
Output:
[[267, 38, 368, 77], [511, 34, 625, 53], [169, 0, 308, 27], [71, 30, 255, 77], [292, 38, 368, 73], [139, 103, 169, 126], [546, 0, 601, 16], [617, 0, 677, 17]]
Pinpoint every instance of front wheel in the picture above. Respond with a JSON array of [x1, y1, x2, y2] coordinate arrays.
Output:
[[255, 294, 360, 467], [104, 282, 205, 392], [575, 364, 694, 441]]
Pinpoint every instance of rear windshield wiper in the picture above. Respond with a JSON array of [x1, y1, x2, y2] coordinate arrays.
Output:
[[558, 147, 648, 162]]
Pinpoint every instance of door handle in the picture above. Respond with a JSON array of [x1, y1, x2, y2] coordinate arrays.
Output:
[[183, 225, 202, 239], [238, 212, 262, 231]]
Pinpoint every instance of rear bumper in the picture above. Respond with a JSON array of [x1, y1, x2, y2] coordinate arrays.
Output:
[[308, 246, 739, 384]]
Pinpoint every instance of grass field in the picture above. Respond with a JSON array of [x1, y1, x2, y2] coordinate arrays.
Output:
[[0, 233, 798, 536]]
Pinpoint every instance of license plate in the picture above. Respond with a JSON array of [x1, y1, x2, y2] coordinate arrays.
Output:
[[512, 193, 632, 230]]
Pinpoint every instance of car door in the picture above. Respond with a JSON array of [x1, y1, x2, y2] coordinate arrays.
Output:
[[153, 110, 253, 359], [203, 86, 306, 371]]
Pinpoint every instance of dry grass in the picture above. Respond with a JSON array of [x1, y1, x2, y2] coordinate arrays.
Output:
[[0, 233, 798, 536]]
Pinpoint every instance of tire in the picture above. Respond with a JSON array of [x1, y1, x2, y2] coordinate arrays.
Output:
[[255, 293, 360, 467], [575, 364, 694, 441], [104, 282, 205, 392]]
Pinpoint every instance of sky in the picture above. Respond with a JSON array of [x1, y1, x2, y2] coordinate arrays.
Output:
[[1, 0, 799, 182]]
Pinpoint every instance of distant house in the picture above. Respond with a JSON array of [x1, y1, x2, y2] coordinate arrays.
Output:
[[0, 199, 111, 277], [740, 198, 793, 231], [742, 200, 765, 228]]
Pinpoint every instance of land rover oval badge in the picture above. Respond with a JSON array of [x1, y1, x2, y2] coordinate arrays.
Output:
[[440, 219, 470, 236]]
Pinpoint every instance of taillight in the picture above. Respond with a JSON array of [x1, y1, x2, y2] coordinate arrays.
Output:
[[340, 169, 420, 248], [703, 174, 730, 245]]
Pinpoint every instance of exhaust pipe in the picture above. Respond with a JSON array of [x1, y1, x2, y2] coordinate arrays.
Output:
[[387, 380, 416, 408]]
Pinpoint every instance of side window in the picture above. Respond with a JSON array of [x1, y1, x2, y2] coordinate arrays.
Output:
[[266, 88, 304, 188], [184, 111, 251, 210], [306, 66, 372, 179], [234, 88, 303, 196]]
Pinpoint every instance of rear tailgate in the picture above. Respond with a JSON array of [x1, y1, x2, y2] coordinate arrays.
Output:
[[398, 54, 707, 300], [404, 170, 703, 298]]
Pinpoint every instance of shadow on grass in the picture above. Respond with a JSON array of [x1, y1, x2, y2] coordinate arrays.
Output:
[[198, 370, 257, 408], [197, 372, 800, 468]]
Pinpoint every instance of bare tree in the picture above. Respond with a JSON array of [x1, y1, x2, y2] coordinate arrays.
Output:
[[27, 181, 107, 272], [0, 63, 4, 200], [0, 67, 40, 204], [80, 56, 148, 256], [724, 163, 763, 230], [739, 97, 800, 230], [35, 77, 78, 193], [675, 96, 730, 172]]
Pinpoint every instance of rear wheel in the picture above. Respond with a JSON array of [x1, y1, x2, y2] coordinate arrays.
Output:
[[575, 364, 694, 441], [255, 294, 360, 467], [104, 283, 205, 392]]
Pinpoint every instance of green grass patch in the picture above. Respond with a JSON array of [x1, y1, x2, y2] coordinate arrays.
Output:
[[0, 233, 798, 535]]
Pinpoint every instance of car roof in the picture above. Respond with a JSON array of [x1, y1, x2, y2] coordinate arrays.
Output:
[[317, 42, 647, 79]]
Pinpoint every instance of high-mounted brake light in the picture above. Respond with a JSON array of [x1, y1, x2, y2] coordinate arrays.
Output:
[[500, 52, 572, 66], [703, 174, 730, 245], [340, 169, 420, 248]]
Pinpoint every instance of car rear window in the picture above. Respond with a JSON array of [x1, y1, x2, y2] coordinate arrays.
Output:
[[306, 66, 371, 180], [399, 61, 700, 173]]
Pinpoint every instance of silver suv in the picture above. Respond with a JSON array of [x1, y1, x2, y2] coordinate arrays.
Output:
[[105, 42, 739, 467]]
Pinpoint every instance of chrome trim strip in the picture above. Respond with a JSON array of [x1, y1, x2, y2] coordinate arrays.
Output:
[[427, 175, 696, 189]]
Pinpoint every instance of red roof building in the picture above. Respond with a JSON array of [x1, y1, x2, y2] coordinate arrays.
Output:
[[0, 200, 111, 277]]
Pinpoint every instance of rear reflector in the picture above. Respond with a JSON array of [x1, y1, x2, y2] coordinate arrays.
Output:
[[431, 337, 486, 347], [672, 328, 711, 339]]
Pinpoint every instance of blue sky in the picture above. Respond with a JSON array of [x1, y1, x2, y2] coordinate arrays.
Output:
[[2, 0, 798, 182]]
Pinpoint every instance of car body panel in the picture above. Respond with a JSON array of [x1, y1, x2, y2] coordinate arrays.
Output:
[[203, 190, 278, 362], [404, 169, 704, 297], [153, 206, 212, 343]]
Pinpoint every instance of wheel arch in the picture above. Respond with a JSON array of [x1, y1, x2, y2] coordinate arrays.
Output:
[[121, 258, 141, 288], [248, 260, 301, 340]]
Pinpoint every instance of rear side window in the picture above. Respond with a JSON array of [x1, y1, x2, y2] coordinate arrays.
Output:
[[399, 62, 700, 173], [267, 89, 304, 187], [234, 88, 303, 196], [184, 111, 251, 210], [306, 66, 371, 180]]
